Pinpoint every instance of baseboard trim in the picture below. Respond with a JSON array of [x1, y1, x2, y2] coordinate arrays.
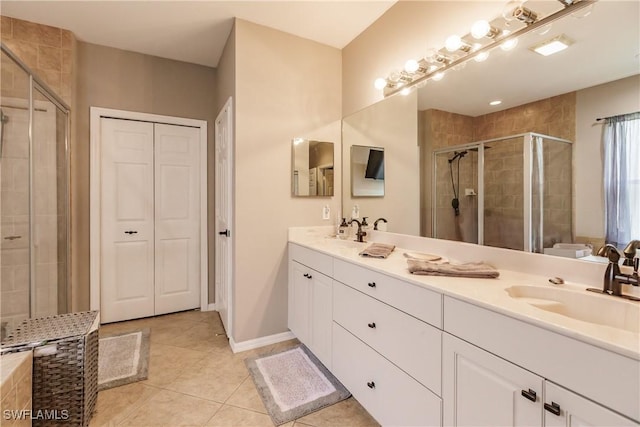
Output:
[[205, 303, 217, 311], [229, 330, 295, 353]]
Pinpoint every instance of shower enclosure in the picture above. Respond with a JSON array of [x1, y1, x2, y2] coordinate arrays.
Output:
[[1, 44, 70, 339], [433, 132, 572, 253]]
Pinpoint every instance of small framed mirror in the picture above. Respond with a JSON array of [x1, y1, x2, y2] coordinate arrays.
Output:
[[351, 145, 384, 197], [291, 138, 334, 197]]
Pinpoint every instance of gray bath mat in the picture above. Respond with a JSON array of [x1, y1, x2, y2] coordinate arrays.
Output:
[[245, 344, 351, 426], [98, 328, 150, 391]]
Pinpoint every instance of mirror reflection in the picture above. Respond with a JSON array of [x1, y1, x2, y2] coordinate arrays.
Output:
[[291, 139, 334, 197], [351, 145, 385, 197], [341, 1, 640, 261]]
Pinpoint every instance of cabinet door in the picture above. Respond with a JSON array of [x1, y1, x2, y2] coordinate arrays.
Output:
[[544, 382, 639, 427], [289, 261, 312, 344], [443, 333, 543, 427], [310, 274, 332, 369]]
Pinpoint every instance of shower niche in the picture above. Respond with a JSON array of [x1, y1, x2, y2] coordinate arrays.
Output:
[[433, 132, 572, 253]]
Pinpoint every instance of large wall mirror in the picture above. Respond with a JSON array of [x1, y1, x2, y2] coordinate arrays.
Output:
[[341, 1, 640, 261], [292, 139, 335, 197]]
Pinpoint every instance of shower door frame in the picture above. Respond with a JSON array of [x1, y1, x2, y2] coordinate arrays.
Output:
[[432, 132, 572, 252], [1, 43, 72, 316]]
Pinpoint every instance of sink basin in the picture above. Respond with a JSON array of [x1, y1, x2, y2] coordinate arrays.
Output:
[[506, 285, 640, 333]]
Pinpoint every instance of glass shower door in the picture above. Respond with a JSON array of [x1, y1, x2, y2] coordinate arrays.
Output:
[[32, 86, 69, 318], [0, 50, 31, 339]]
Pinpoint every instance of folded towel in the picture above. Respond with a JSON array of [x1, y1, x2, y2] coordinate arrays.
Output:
[[407, 259, 499, 278], [359, 243, 396, 259]]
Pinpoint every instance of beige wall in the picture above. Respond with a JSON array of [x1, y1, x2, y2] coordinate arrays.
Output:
[[75, 42, 217, 309], [342, 1, 503, 116], [233, 19, 342, 343], [575, 74, 640, 246], [342, 92, 419, 235], [216, 24, 236, 113]]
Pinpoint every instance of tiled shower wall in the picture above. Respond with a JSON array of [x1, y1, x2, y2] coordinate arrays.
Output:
[[422, 92, 575, 249], [1, 16, 75, 106]]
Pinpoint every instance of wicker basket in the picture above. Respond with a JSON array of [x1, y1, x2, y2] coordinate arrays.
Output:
[[1, 311, 99, 427]]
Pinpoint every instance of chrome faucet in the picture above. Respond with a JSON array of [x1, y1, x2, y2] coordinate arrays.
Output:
[[349, 219, 366, 243], [587, 244, 640, 301], [373, 217, 388, 230]]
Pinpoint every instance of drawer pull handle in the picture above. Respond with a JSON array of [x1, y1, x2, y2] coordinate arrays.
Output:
[[367, 381, 375, 389], [521, 389, 537, 402], [124, 230, 138, 235], [368, 282, 376, 288], [367, 322, 376, 329], [544, 402, 561, 416]]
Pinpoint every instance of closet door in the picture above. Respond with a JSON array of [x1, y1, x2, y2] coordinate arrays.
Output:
[[154, 123, 201, 315], [100, 118, 155, 323]]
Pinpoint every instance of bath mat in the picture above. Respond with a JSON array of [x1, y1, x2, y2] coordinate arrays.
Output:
[[245, 344, 351, 425], [98, 328, 150, 391]]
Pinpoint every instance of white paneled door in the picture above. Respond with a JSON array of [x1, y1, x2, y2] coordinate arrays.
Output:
[[100, 118, 201, 323], [215, 97, 233, 336], [154, 123, 201, 315]]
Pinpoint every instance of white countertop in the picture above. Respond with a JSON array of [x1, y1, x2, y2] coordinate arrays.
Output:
[[289, 227, 640, 360]]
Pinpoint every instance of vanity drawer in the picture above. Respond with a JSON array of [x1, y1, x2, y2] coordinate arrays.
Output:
[[333, 281, 442, 395], [289, 243, 333, 276], [333, 258, 442, 328], [332, 323, 442, 427]]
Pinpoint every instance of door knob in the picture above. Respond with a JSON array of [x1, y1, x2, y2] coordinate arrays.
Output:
[[367, 381, 376, 389], [367, 322, 376, 329], [219, 229, 230, 237]]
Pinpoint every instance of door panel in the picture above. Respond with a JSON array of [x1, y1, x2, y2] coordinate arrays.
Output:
[[101, 118, 155, 323], [154, 123, 200, 315], [215, 99, 233, 335]]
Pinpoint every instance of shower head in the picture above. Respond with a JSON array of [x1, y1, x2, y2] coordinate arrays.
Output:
[[448, 150, 468, 163]]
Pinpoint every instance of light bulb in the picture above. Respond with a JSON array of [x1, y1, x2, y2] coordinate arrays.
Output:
[[471, 20, 491, 39], [445, 35, 462, 52], [400, 87, 411, 96], [404, 59, 419, 73], [501, 38, 518, 51], [374, 78, 387, 90], [432, 72, 445, 81], [388, 70, 401, 83], [474, 51, 490, 62]]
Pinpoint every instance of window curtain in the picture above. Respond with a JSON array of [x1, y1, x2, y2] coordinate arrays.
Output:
[[603, 112, 640, 248]]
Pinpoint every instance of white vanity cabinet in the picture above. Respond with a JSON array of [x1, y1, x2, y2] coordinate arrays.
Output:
[[442, 333, 543, 427], [444, 296, 640, 426], [443, 333, 639, 427], [288, 244, 333, 369]]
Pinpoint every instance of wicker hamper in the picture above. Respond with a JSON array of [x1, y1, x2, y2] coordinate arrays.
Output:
[[1, 311, 99, 427]]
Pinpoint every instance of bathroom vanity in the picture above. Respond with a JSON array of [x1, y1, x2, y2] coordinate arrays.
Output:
[[287, 227, 640, 426]]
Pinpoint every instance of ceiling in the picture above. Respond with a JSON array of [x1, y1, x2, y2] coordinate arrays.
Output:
[[416, 0, 640, 116], [0, 1, 396, 67]]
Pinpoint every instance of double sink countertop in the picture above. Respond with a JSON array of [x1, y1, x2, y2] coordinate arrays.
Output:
[[289, 227, 640, 360]]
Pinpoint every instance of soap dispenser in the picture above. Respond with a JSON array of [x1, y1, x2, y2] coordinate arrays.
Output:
[[338, 218, 349, 240]]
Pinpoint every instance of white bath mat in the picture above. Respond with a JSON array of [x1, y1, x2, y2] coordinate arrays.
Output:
[[98, 329, 150, 391]]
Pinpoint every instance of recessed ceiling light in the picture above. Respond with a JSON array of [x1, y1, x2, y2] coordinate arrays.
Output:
[[530, 34, 574, 56], [489, 100, 502, 106]]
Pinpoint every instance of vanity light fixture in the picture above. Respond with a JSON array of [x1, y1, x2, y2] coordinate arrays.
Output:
[[530, 34, 574, 56], [379, 0, 595, 97]]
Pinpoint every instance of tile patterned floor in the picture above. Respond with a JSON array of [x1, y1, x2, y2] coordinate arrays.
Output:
[[91, 310, 379, 427]]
